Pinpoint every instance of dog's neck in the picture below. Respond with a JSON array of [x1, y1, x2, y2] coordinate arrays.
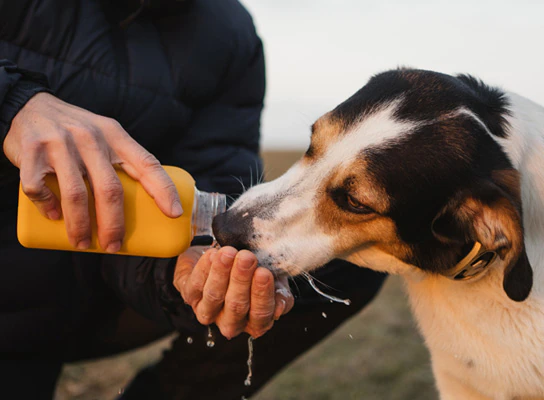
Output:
[[498, 93, 544, 294]]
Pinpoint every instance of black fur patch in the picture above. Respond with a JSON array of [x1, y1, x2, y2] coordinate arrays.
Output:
[[339, 69, 515, 273], [331, 69, 510, 138]]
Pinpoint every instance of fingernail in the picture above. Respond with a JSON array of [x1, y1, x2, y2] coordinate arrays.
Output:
[[77, 239, 91, 250], [275, 299, 286, 320], [220, 248, 237, 264], [237, 252, 256, 270], [209, 250, 219, 263], [47, 209, 61, 220], [106, 241, 122, 253], [256, 272, 270, 285], [172, 201, 183, 217]]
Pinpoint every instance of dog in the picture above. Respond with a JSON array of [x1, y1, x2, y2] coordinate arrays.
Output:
[[212, 68, 544, 400]]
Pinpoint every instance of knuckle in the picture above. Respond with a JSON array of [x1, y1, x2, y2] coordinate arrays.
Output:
[[69, 121, 99, 139], [203, 288, 225, 305], [251, 309, 275, 321], [190, 277, 206, 294], [231, 274, 252, 286], [80, 133, 104, 152], [50, 127, 71, 143], [21, 137, 46, 154], [138, 151, 161, 170], [68, 222, 90, 242], [253, 286, 271, 299], [21, 182, 49, 201], [226, 299, 250, 316], [162, 180, 177, 196], [97, 177, 124, 205], [63, 184, 88, 205], [102, 117, 122, 130]]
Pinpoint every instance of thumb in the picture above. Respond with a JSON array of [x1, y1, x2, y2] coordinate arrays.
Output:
[[173, 246, 209, 293]]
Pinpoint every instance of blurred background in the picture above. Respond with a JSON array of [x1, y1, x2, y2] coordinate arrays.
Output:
[[56, 0, 544, 399], [244, 0, 544, 151]]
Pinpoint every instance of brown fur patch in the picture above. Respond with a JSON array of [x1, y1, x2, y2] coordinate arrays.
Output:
[[491, 169, 522, 204], [312, 157, 411, 263], [303, 113, 344, 161]]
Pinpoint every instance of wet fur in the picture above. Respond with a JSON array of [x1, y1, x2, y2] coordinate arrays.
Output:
[[213, 69, 544, 399]]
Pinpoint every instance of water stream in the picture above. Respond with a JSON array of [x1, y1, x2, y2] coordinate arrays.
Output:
[[244, 336, 255, 386], [307, 275, 351, 305]]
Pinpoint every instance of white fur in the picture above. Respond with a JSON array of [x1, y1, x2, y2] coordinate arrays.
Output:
[[406, 93, 544, 400], [232, 89, 544, 399], [231, 100, 419, 274]]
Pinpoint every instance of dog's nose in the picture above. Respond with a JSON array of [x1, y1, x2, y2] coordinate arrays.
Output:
[[212, 211, 253, 250]]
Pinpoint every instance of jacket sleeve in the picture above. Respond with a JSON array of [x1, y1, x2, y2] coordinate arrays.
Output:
[[100, 254, 203, 333], [100, 25, 266, 332], [0, 59, 53, 173]]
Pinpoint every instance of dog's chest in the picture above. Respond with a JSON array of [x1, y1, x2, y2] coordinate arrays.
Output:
[[405, 275, 544, 398]]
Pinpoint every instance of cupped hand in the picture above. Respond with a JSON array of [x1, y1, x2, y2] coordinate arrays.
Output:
[[3, 92, 182, 252], [174, 246, 295, 339]]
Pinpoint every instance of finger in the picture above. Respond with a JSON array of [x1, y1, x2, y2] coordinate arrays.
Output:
[[103, 120, 182, 218], [274, 274, 295, 320], [173, 246, 209, 293], [52, 150, 91, 249], [218, 250, 257, 339], [247, 267, 275, 338], [19, 157, 61, 221], [83, 154, 125, 253], [179, 248, 217, 309], [195, 246, 237, 325]]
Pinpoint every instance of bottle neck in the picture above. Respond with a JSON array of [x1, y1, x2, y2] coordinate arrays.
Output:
[[192, 189, 227, 238]]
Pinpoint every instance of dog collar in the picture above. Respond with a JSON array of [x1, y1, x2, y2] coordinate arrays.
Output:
[[443, 242, 497, 281]]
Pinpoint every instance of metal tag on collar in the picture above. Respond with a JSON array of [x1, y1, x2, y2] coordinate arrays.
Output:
[[445, 242, 497, 281]]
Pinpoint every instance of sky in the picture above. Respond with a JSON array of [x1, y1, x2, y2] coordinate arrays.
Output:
[[241, 0, 544, 150]]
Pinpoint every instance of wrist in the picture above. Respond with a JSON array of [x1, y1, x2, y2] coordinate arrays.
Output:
[[1, 81, 52, 165]]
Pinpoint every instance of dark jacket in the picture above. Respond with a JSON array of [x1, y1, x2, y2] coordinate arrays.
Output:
[[0, 0, 265, 356]]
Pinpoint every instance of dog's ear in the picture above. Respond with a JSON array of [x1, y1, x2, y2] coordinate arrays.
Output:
[[432, 180, 532, 301]]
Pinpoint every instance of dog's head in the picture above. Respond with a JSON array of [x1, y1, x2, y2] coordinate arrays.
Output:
[[213, 69, 532, 302]]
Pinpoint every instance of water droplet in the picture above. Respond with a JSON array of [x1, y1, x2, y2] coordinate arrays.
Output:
[[304, 327, 308, 332], [206, 326, 215, 347], [187, 336, 193, 344], [349, 334, 354, 340], [118, 388, 125, 395], [322, 312, 327, 318], [307, 276, 351, 305]]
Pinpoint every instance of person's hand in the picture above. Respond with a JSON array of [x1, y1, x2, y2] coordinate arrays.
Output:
[[174, 246, 295, 339], [3, 92, 182, 252]]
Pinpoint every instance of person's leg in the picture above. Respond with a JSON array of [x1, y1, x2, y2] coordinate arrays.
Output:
[[0, 359, 62, 400], [120, 260, 386, 400]]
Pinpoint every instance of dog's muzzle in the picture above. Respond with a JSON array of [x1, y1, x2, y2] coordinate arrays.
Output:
[[212, 210, 254, 250]]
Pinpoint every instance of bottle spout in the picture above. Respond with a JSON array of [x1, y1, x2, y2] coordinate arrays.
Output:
[[192, 189, 227, 239]]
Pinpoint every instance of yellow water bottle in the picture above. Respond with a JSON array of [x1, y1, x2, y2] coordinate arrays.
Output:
[[16, 166, 226, 258]]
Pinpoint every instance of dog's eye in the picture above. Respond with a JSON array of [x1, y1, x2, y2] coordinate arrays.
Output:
[[346, 194, 373, 214]]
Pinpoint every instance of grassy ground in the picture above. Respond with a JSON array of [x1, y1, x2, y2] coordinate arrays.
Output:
[[55, 151, 437, 400]]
